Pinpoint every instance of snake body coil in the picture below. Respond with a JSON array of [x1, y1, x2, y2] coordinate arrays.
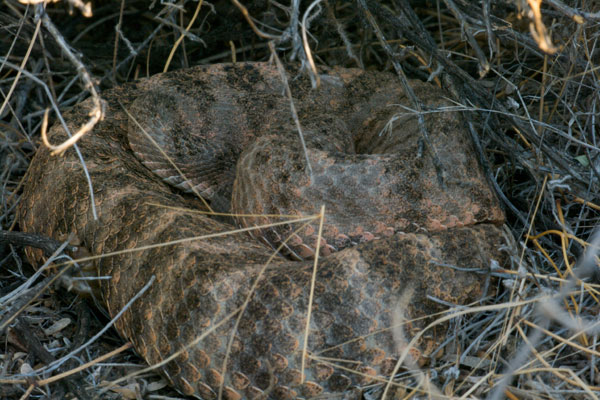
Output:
[[19, 63, 507, 399]]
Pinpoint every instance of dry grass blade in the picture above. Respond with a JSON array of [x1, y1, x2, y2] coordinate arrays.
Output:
[[300, 205, 325, 383], [270, 42, 314, 179], [37, 342, 133, 387], [163, 0, 204, 73], [39, 7, 104, 156]]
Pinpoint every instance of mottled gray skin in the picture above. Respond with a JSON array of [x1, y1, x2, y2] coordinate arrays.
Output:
[[128, 63, 504, 259], [20, 63, 506, 399]]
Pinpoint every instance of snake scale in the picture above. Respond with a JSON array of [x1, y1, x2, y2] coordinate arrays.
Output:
[[19, 63, 507, 399]]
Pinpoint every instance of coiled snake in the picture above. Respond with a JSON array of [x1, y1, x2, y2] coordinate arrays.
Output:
[[19, 63, 507, 399]]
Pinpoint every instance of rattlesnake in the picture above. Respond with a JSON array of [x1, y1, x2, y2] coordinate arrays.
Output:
[[19, 63, 507, 399]]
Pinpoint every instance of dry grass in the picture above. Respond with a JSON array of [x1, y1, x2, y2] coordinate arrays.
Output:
[[1, 0, 600, 399]]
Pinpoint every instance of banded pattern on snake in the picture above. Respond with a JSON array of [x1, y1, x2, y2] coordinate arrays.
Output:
[[19, 63, 507, 399]]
